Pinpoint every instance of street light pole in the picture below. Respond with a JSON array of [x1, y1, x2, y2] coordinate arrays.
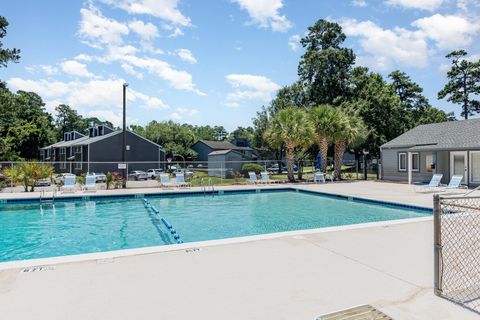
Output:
[[122, 82, 128, 188]]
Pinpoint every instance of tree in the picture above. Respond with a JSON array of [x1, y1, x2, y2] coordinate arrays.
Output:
[[263, 106, 314, 182], [389, 70, 453, 129], [438, 50, 480, 119], [298, 19, 356, 105], [309, 105, 338, 172], [55, 104, 84, 138], [228, 126, 254, 143], [270, 82, 308, 112], [0, 16, 21, 68], [332, 111, 367, 180]]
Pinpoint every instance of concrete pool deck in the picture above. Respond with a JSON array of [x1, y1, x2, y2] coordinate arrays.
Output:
[[0, 181, 478, 319]]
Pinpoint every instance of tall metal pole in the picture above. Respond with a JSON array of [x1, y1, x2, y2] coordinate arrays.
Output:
[[433, 193, 442, 295], [122, 83, 128, 188]]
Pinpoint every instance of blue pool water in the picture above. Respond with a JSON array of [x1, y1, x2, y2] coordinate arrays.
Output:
[[0, 190, 429, 262]]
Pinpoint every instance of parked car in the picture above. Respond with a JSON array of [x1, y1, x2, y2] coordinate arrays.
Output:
[[88, 172, 107, 183], [146, 168, 163, 179], [54, 173, 76, 184], [267, 163, 298, 173], [35, 178, 52, 187], [128, 170, 148, 181], [174, 168, 193, 178]]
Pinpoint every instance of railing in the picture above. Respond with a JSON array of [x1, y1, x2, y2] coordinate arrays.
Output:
[[0, 159, 379, 193], [434, 194, 480, 315]]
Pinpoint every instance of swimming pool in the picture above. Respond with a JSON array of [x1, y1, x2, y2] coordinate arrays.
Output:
[[0, 189, 430, 262]]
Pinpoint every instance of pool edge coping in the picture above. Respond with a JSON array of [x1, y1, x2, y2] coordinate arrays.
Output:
[[0, 185, 433, 270]]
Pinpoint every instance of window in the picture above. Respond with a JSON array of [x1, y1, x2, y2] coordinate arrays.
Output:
[[75, 146, 82, 154], [471, 151, 480, 183], [60, 162, 66, 169], [59, 147, 66, 155], [75, 161, 82, 170], [426, 154, 435, 173], [411, 153, 420, 172], [398, 153, 407, 171]]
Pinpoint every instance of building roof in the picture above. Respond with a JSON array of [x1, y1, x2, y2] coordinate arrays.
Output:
[[41, 130, 164, 150], [208, 149, 244, 156], [195, 140, 254, 151], [381, 119, 480, 151]]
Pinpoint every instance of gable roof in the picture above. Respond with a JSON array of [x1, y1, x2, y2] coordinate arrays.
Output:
[[208, 149, 245, 156], [381, 119, 480, 151], [194, 140, 254, 151]]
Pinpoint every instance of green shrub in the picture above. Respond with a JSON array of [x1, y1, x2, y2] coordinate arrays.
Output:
[[241, 163, 265, 176]]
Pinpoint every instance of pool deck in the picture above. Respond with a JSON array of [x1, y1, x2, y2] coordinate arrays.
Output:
[[1, 181, 478, 319]]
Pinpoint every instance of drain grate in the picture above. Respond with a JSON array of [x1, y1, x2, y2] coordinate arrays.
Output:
[[316, 305, 392, 320], [22, 266, 55, 273]]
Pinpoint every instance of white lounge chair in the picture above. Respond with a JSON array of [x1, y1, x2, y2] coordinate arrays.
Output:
[[248, 172, 260, 184], [159, 173, 175, 188], [414, 174, 443, 193], [61, 176, 76, 193], [175, 173, 191, 188], [314, 172, 326, 184], [441, 175, 468, 193], [260, 172, 279, 184], [82, 175, 97, 192]]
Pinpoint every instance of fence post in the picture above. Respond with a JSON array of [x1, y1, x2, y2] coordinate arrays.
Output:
[[433, 193, 442, 295], [10, 162, 14, 193]]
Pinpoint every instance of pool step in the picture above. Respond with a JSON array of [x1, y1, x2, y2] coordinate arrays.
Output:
[[316, 305, 392, 320]]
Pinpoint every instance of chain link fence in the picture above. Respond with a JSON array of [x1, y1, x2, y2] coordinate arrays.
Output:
[[434, 194, 480, 315]]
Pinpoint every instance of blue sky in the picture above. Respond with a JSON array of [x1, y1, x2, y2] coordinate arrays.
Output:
[[2, 0, 479, 130]]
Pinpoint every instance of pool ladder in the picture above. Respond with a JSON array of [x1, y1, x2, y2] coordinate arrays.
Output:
[[40, 189, 56, 204], [200, 178, 214, 196]]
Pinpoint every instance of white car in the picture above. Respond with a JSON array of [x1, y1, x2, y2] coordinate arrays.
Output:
[[54, 173, 76, 184], [128, 170, 149, 181], [88, 172, 106, 183], [174, 168, 194, 178], [146, 169, 163, 179]]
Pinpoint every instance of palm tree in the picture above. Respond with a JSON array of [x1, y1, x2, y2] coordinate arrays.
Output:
[[264, 106, 314, 182], [309, 104, 340, 172], [332, 111, 368, 180]]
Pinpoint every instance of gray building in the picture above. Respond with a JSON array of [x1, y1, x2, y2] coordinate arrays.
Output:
[[191, 140, 257, 162], [40, 125, 166, 175], [380, 119, 480, 187], [208, 150, 250, 178]]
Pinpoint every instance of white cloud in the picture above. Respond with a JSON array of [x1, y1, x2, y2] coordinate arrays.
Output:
[[385, 0, 444, 11], [341, 18, 429, 69], [7, 77, 168, 114], [168, 27, 184, 37], [120, 55, 205, 95], [100, 0, 191, 26], [176, 48, 197, 64], [412, 14, 480, 50], [74, 54, 93, 62], [60, 60, 94, 77], [170, 107, 198, 120], [352, 0, 367, 7], [225, 102, 240, 108], [233, 0, 292, 32], [79, 6, 129, 47], [288, 34, 301, 51], [225, 74, 280, 103], [121, 63, 144, 79], [128, 20, 159, 40]]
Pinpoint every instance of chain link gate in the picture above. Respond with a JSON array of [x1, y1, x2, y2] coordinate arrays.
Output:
[[434, 194, 480, 314]]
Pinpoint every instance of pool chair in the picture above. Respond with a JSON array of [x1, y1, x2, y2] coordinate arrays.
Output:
[[175, 173, 191, 188], [440, 175, 468, 193], [260, 172, 279, 184], [414, 174, 443, 193], [61, 176, 76, 193], [82, 175, 97, 192], [159, 173, 175, 188], [313, 172, 326, 184], [248, 172, 260, 184]]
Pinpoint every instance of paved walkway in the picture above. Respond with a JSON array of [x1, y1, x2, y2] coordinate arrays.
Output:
[[0, 181, 478, 319]]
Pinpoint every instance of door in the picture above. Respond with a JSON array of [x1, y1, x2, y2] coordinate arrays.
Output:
[[450, 151, 468, 184]]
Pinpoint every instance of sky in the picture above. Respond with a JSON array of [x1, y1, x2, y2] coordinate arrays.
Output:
[[2, 0, 480, 131]]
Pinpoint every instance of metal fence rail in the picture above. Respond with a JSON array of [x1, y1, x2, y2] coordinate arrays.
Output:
[[434, 194, 480, 315]]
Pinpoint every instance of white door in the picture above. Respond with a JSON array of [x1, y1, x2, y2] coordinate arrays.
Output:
[[450, 151, 468, 183]]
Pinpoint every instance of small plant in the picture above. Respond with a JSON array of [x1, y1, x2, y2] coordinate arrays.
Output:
[[106, 172, 113, 190], [241, 163, 265, 177], [2, 163, 54, 192]]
